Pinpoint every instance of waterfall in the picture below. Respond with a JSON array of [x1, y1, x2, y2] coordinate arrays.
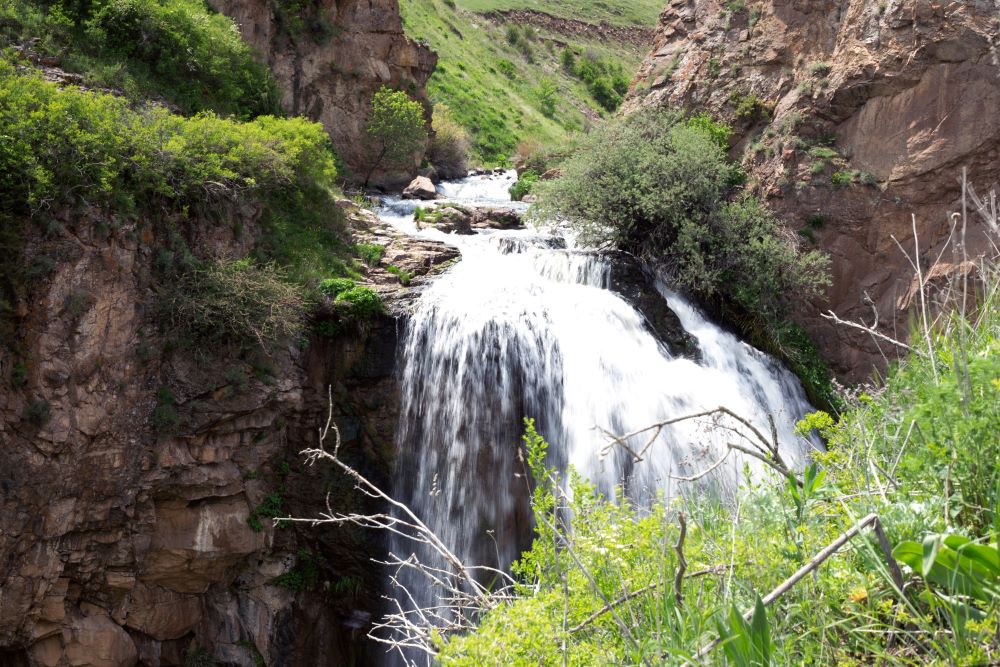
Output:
[[375, 171, 817, 662]]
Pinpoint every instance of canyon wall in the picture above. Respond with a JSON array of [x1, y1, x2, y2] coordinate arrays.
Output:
[[208, 0, 437, 187], [625, 0, 1000, 381], [0, 203, 457, 666]]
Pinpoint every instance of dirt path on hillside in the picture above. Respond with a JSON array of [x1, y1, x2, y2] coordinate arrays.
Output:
[[485, 9, 656, 48]]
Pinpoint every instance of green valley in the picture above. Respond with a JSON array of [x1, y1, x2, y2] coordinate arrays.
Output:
[[400, 0, 655, 164]]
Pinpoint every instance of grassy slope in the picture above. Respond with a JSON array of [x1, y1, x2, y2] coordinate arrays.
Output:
[[455, 0, 663, 27], [400, 0, 651, 164]]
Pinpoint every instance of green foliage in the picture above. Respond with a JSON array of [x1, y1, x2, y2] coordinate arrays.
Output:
[[533, 109, 830, 325], [569, 51, 630, 112], [428, 103, 471, 178], [158, 258, 305, 350], [1, 0, 281, 119], [717, 595, 772, 667], [364, 86, 428, 185], [509, 169, 540, 201], [318, 277, 355, 297], [272, 548, 321, 592], [85, 0, 281, 118], [152, 386, 179, 438], [0, 60, 335, 221], [686, 112, 733, 151], [831, 170, 854, 187], [535, 78, 558, 118], [335, 286, 383, 320], [386, 265, 412, 286], [355, 243, 386, 267], [893, 535, 999, 605], [248, 489, 285, 532], [730, 92, 773, 120]]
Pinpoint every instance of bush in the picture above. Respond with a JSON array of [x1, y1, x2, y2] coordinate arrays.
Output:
[[509, 170, 539, 201], [158, 258, 305, 350], [428, 103, 471, 179], [334, 286, 383, 319], [85, 0, 281, 118], [570, 51, 629, 112], [533, 108, 829, 322], [0, 61, 335, 219], [363, 86, 428, 186]]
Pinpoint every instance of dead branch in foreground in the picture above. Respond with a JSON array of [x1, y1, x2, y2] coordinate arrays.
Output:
[[694, 513, 905, 660], [280, 388, 515, 663], [598, 406, 801, 486]]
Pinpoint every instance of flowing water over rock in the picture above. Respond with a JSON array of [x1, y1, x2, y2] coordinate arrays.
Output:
[[375, 171, 817, 662]]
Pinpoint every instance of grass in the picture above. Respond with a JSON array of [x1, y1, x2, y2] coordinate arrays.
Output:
[[400, 0, 649, 164], [453, 0, 662, 27], [437, 253, 1000, 663]]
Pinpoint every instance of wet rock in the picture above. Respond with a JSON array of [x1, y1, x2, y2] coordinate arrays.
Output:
[[402, 176, 438, 200], [416, 206, 473, 234], [604, 253, 700, 361], [470, 207, 525, 231]]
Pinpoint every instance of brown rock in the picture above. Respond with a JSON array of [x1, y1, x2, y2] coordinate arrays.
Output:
[[402, 176, 439, 200], [208, 0, 436, 188], [624, 0, 1000, 382]]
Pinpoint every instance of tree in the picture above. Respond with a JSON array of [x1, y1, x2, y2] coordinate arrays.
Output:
[[363, 86, 428, 187]]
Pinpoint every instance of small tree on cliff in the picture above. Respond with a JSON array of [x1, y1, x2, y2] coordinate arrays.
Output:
[[363, 86, 428, 187]]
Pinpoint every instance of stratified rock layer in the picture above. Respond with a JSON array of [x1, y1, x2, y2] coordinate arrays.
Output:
[[209, 0, 437, 187], [625, 0, 1000, 380], [0, 202, 457, 666]]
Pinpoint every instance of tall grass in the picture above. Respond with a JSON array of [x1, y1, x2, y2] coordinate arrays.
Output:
[[435, 191, 1000, 665]]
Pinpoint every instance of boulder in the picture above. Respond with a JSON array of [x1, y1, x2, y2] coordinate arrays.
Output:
[[402, 176, 438, 200], [418, 166, 439, 183], [604, 253, 700, 361], [416, 206, 473, 234], [470, 207, 525, 231]]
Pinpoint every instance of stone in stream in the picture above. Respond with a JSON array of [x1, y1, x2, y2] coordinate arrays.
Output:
[[415, 204, 526, 234], [402, 175, 438, 200]]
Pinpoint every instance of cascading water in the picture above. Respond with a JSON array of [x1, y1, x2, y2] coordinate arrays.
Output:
[[375, 171, 817, 662]]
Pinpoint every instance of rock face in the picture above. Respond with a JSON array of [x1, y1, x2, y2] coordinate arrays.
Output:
[[0, 203, 458, 665], [208, 0, 437, 188], [625, 0, 1000, 381]]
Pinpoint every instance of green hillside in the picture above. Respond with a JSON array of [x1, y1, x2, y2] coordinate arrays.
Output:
[[400, 0, 654, 164]]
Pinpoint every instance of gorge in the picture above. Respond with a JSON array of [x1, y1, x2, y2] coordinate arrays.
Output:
[[1, 0, 998, 665]]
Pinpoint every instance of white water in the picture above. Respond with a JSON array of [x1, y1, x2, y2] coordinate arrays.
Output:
[[375, 171, 817, 659]]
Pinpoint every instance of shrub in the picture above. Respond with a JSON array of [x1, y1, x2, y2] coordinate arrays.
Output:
[[272, 548, 321, 592], [334, 286, 383, 319], [158, 258, 305, 350], [685, 112, 732, 150], [535, 79, 558, 118], [428, 103, 471, 179], [509, 170, 539, 201], [570, 52, 629, 112], [363, 86, 428, 186], [533, 108, 829, 322], [318, 277, 355, 297], [85, 0, 281, 118], [831, 170, 853, 187], [0, 61, 336, 220], [355, 243, 385, 267], [386, 265, 412, 286], [152, 386, 179, 437]]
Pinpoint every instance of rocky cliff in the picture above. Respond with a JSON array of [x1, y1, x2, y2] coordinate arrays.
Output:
[[208, 0, 437, 187], [0, 203, 457, 666], [625, 0, 1000, 381]]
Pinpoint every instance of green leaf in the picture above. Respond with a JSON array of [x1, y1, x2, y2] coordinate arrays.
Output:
[[922, 534, 943, 578]]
